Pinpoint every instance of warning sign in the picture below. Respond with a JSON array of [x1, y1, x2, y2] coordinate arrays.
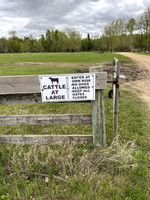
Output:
[[40, 75, 68, 102], [39, 73, 95, 102], [68, 74, 95, 101]]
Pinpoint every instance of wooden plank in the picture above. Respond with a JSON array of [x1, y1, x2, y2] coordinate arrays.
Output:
[[0, 94, 91, 105], [0, 93, 42, 104], [0, 73, 107, 95], [0, 114, 92, 125], [0, 75, 39, 85], [0, 93, 91, 105], [0, 84, 40, 94], [89, 67, 106, 147], [0, 75, 40, 94], [95, 72, 107, 89], [0, 135, 93, 145]]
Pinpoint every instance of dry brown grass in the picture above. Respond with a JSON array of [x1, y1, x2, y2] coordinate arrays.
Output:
[[9, 140, 138, 181]]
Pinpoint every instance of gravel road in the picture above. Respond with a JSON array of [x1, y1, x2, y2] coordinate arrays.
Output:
[[117, 52, 150, 110]]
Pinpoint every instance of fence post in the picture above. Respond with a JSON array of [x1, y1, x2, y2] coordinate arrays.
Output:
[[113, 58, 120, 140], [89, 66, 106, 147]]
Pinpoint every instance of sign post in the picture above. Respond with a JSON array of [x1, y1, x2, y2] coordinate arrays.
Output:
[[89, 66, 106, 147], [113, 57, 120, 141]]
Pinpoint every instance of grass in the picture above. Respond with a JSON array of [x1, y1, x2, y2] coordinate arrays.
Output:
[[0, 52, 132, 64], [0, 65, 82, 76], [0, 52, 150, 200]]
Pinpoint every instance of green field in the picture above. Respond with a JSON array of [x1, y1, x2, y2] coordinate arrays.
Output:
[[0, 52, 150, 200], [0, 64, 82, 76], [0, 52, 132, 64]]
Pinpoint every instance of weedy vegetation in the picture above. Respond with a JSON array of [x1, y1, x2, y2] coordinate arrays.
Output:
[[0, 52, 149, 200]]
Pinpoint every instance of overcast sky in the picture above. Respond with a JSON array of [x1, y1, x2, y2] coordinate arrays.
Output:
[[0, 0, 150, 39]]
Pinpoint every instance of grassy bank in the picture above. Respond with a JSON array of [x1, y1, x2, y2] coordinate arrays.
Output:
[[0, 52, 149, 200]]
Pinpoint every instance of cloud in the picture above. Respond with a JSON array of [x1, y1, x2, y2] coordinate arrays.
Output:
[[0, 0, 150, 38]]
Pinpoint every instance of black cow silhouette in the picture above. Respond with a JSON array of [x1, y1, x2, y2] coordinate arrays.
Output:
[[49, 77, 59, 84]]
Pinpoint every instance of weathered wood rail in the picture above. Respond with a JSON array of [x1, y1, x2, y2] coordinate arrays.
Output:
[[0, 135, 93, 145], [0, 67, 107, 146], [0, 114, 92, 126]]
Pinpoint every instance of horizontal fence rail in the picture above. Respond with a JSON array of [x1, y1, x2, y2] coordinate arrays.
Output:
[[0, 75, 40, 94], [0, 73, 107, 94], [0, 114, 92, 126], [0, 94, 93, 105], [0, 72, 107, 105], [0, 135, 93, 145]]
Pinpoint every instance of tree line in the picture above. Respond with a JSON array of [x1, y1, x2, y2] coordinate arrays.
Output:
[[0, 7, 149, 53], [0, 28, 83, 53], [102, 7, 150, 52]]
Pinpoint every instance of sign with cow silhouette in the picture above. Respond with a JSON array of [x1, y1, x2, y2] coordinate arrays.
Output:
[[40, 73, 95, 102]]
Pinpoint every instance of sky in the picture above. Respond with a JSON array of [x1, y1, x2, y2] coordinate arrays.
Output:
[[0, 0, 150, 39]]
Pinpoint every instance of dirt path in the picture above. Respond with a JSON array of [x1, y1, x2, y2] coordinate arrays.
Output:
[[117, 53, 150, 110]]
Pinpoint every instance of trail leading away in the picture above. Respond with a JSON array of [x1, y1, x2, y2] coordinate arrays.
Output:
[[117, 53, 150, 110]]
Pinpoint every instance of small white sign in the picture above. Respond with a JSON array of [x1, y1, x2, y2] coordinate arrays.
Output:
[[40, 75, 68, 102], [68, 74, 95, 101], [39, 73, 95, 102]]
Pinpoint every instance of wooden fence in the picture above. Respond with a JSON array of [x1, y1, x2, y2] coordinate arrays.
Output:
[[0, 66, 107, 146]]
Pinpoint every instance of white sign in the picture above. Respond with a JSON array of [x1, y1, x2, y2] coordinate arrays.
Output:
[[40, 75, 68, 102], [39, 73, 95, 102], [68, 74, 95, 101]]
